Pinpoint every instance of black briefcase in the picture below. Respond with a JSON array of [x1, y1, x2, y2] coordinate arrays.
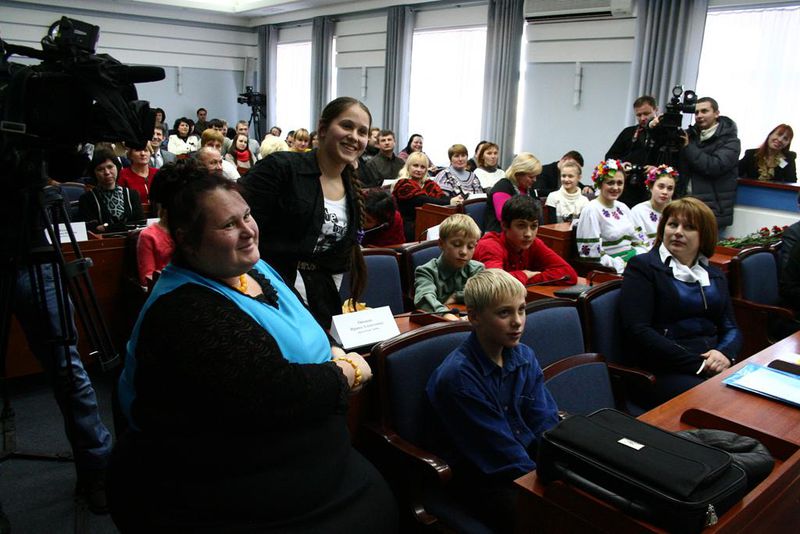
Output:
[[537, 409, 747, 532]]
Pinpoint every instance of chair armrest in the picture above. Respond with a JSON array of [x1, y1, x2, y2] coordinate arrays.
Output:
[[607, 362, 657, 388], [731, 298, 796, 321], [365, 422, 452, 485]]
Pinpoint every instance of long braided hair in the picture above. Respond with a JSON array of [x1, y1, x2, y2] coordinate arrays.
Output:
[[317, 97, 371, 311]]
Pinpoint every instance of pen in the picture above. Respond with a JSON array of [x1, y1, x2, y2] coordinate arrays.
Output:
[[696, 360, 706, 375]]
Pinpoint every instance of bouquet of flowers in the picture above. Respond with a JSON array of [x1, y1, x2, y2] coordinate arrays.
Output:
[[717, 225, 787, 248]]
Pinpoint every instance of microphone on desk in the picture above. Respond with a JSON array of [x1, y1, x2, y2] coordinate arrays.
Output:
[[395, 308, 465, 319], [363, 222, 389, 234], [525, 275, 570, 288]]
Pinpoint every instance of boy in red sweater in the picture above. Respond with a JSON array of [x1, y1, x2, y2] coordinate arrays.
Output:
[[474, 195, 577, 285]]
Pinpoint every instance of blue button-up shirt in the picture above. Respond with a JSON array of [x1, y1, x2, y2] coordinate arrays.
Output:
[[426, 332, 559, 479]]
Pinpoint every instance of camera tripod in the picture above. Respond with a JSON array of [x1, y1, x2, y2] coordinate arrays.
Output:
[[1, 172, 118, 466]]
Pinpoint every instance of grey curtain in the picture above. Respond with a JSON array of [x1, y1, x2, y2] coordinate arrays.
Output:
[[311, 16, 334, 128], [382, 6, 414, 142], [258, 24, 278, 132], [481, 0, 525, 168], [628, 0, 708, 110]]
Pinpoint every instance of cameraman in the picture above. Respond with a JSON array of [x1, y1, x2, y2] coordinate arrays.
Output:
[[668, 97, 740, 229], [605, 95, 659, 207]]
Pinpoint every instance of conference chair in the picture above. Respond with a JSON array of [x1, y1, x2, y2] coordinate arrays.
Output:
[[367, 322, 493, 533], [462, 197, 486, 234], [522, 299, 595, 369], [399, 240, 441, 309], [577, 280, 655, 415], [59, 182, 87, 222], [729, 246, 799, 357], [340, 248, 405, 314], [543, 354, 617, 416]]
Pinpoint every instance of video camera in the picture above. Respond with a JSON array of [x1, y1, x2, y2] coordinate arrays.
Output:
[[0, 16, 164, 155], [238, 86, 266, 108], [649, 85, 697, 154]]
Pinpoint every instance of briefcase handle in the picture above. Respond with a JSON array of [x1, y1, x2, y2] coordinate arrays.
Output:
[[553, 461, 649, 519]]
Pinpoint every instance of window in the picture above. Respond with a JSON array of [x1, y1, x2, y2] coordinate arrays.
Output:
[[695, 6, 800, 156], [276, 41, 312, 131], [408, 27, 487, 166]]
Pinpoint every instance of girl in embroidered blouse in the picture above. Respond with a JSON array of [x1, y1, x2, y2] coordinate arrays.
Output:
[[393, 151, 463, 241], [226, 133, 258, 175], [630, 165, 678, 249], [575, 159, 647, 273], [738, 123, 796, 182], [545, 160, 589, 223]]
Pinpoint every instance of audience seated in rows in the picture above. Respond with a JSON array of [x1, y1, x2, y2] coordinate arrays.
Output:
[[426, 269, 559, 533], [199, 129, 239, 181], [485, 152, 541, 233], [575, 159, 648, 273], [135, 164, 178, 287], [414, 214, 484, 321], [235, 120, 261, 156], [621, 197, 741, 408], [475, 195, 577, 286]]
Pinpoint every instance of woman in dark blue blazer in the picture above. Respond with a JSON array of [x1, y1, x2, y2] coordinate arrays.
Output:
[[620, 197, 742, 408]]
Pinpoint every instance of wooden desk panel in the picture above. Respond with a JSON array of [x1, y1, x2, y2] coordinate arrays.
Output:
[[414, 204, 457, 241], [515, 332, 800, 533]]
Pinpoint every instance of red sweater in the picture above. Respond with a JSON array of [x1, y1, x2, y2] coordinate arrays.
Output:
[[362, 210, 406, 247], [118, 166, 157, 204], [473, 231, 577, 285]]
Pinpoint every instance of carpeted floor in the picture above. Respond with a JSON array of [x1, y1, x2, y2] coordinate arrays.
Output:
[[0, 370, 119, 534]]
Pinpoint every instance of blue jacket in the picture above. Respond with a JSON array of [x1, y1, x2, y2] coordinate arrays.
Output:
[[620, 247, 742, 375]]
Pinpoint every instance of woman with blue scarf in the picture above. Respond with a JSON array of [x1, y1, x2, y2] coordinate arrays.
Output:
[[109, 162, 397, 533]]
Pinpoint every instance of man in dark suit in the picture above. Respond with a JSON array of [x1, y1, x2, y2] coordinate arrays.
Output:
[[606, 95, 660, 207], [150, 124, 177, 168]]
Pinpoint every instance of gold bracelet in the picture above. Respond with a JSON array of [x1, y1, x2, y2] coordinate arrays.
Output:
[[334, 357, 362, 389]]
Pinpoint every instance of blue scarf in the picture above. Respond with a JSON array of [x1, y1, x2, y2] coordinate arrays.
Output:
[[118, 260, 331, 429]]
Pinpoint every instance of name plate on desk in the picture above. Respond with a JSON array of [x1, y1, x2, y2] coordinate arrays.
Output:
[[330, 306, 400, 350], [44, 222, 88, 244]]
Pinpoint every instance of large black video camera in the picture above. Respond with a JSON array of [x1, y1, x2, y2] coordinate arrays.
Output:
[[0, 16, 164, 155], [238, 86, 266, 108], [649, 85, 697, 154]]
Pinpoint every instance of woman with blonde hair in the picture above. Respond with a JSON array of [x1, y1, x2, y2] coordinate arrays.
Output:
[[484, 152, 541, 233], [292, 128, 311, 152], [259, 134, 290, 159], [393, 152, 463, 241]]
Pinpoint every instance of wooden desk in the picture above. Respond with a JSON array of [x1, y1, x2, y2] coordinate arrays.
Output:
[[414, 204, 457, 241], [526, 277, 588, 302], [515, 332, 800, 533]]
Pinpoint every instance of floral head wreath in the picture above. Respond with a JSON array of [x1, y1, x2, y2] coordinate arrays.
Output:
[[645, 164, 679, 187], [591, 159, 624, 186]]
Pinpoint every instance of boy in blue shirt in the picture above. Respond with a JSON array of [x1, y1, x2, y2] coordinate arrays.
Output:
[[426, 269, 559, 532]]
